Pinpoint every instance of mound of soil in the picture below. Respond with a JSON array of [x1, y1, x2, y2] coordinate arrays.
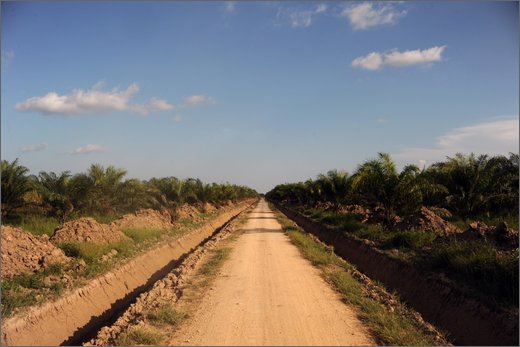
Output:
[[201, 202, 216, 213], [427, 206, 453, 219], [395, 207, 459, 236], [111, 209, 174, 230], [1, 226, 71, 279], [314, 201, 335, 211], [50, 218, 129, 244], [338, 204, 371, 221], [175, 204, 202, 221], [458, 221, 519, 248]]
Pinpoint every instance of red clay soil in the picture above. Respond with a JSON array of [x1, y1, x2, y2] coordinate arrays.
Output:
[[395, 207, 459, 235], [175, 204, 202, 221], [1, 226, 71, 279], [201, 202, 216, 213], [111, 209, 174, 230], [50, 218, 129, 244]]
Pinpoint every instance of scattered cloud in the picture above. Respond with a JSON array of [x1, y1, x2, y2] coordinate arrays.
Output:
[[183, 95, 216, 107], [1, 49, 15, 69], [15, 82, 174, 116], [352, 46, 446, 70], [224, 1, 236, 14], [149, 97, 174, 111], [70, 144, 105, 155], [341, 2, 407, 30], [376, 117, 386, 124], [20, 142, 48, 153], [174, 115, 183, 122], [393, 117, 519, 168], [352, 52, 383, 71], [277, 4, 328, 28]]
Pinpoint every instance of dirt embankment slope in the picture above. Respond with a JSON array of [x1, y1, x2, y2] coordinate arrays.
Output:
[[1, 202, 254, 346]]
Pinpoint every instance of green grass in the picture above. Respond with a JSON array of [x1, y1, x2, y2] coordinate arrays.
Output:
[[271, 206, 445, 346], [58, 239, 135, 277], [415, 240, 519, 306], [1, 263, 66, 316], [115, 326, 163, 346], [6, 215, 60, 236], [147, 303, 185, 326], [294, 204, 519, 308], [447, 214, 519, 231], [122, 228, 166, 243], [199, 248, 231, 276], [387, 230, 436, 250]]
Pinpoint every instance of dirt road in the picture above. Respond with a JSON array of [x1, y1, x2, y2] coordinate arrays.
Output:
[[169, 199, 374, 346]]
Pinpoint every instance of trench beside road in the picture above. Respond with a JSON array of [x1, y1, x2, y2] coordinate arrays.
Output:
[[1, 203, 253, 346], [169, 199, 374, 346]]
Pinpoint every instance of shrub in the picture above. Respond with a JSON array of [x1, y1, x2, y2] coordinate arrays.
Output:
[[388, 231, 436, 249]]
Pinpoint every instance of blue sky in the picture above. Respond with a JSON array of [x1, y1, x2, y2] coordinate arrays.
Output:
[[2, 1, 518, 193]]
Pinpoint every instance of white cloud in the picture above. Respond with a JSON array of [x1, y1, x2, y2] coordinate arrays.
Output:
[[393, 117, 519, 168], [376, 117, 386, 124], [384, 46, 446, 67], [225, 1, 236, 13], [278, 4, 328, 28], [20, 142, 48, 153], [70, 144, 105, 155], [149, 97, 174, 111], [342, 2, 407, 30], [352, 46, 446, 70], [174, 115, 183, 123], [352, 52, 383, 70], [183, 95, 216, 107], [15, 83, 174, 116]]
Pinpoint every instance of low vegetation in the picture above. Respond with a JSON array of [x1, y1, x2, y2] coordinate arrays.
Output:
[[1, 264, 65, 316], [115, 326, 163, 346], [272, 207, 446, 345], [147, 303, 185, 326], [267, 152, 519, 308]]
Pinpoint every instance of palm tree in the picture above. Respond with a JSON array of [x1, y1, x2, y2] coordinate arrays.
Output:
[[351, 153, 423, 228], [316, 169, 350, 209], [1, 159, 33, 219], [34, 171, 74, 222]]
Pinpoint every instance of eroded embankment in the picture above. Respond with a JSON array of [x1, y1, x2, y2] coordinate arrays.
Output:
[[272, 202, 518, 346], [1, 202, 254, 346]]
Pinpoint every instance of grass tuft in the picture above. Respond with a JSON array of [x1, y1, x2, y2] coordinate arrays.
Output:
[[147, 303, 185, 326], [115, 326, 163, 346], [199, 248, 231, 276]]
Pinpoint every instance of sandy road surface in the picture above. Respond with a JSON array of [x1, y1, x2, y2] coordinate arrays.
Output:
[[169, 199, 374, 346]]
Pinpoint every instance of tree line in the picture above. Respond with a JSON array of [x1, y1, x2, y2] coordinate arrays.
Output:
[[1, 159, 258, 222], [266, 153, 519, 227]]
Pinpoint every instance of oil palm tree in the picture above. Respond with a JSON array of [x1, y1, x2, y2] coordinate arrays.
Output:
[[1, 159, 33, 219]]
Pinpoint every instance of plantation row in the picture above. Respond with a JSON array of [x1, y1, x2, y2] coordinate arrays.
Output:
[[267, 152, 519, 307], [1, 159, 258, 223], [267, 152, 519, 227]]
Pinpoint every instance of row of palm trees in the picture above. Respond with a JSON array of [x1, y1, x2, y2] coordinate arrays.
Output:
[[266, 153, 519, 227], [1, 159, 258, 222]]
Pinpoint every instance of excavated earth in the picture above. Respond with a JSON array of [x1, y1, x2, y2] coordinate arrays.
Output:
[[395, 206, 460, 236], [50, 217, 129, 244], [176, 204, 202, 222], [1, 201, 254, 346], [110, 209, 174, 230], [1, 226, 71, 279], [86, 210, 242, 346]]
